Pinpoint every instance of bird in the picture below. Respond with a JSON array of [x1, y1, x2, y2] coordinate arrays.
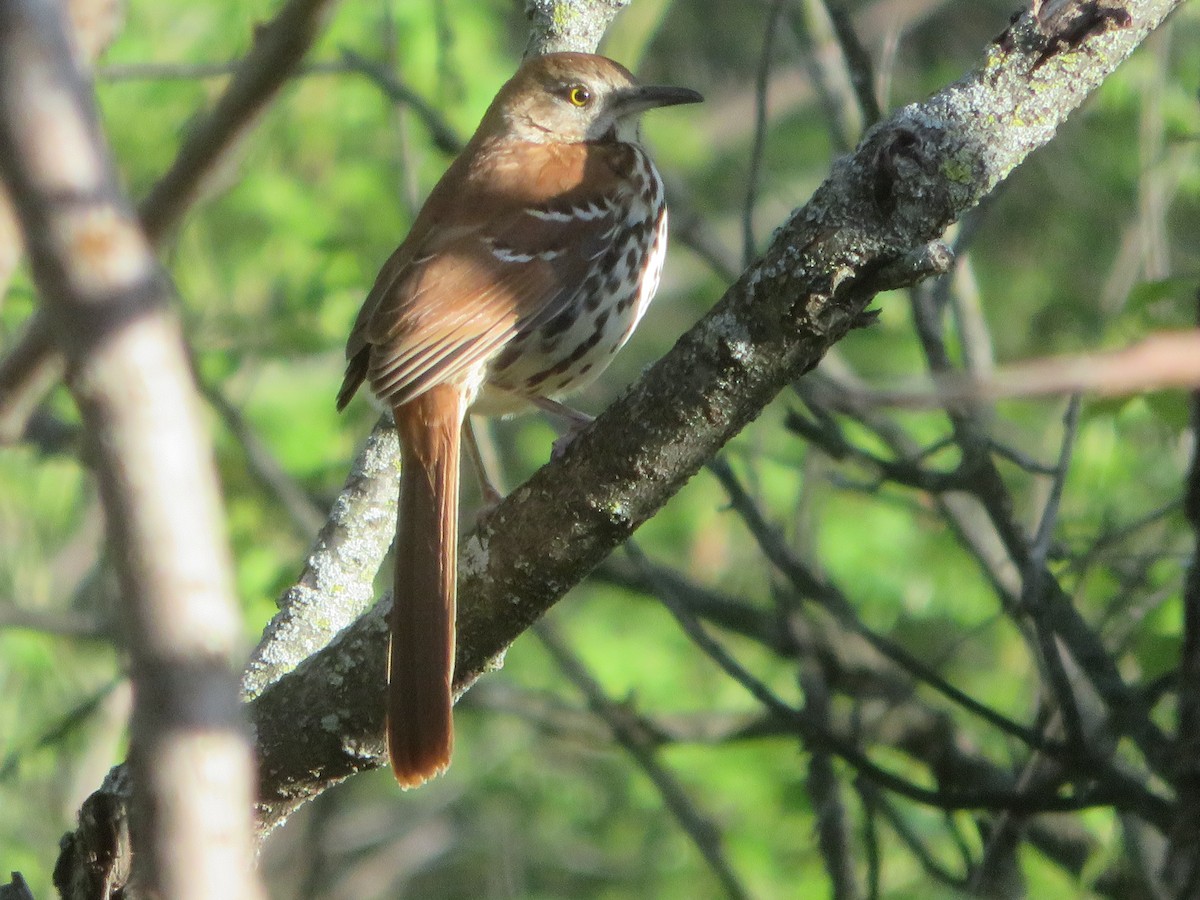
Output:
[[336, 51, 702, 787]]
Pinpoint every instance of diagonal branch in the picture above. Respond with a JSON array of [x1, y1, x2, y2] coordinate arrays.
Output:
[[0, 0, 343, 444], [534, 621, 750, 900], [245, 0, 1183, 829]]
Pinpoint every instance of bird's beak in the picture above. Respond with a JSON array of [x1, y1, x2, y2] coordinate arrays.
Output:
[[613, 84, 704, 117]]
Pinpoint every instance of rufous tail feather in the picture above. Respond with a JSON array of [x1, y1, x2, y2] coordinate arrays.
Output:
[[388, 384, 466, 786]]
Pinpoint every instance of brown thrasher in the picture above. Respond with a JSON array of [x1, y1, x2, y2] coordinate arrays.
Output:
[[336, 52, 701, 787]]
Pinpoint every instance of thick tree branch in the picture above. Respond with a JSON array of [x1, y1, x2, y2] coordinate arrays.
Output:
[[0, 1, 261, 898], [242, 418, 399, 700], [523, 0, 630, 55]]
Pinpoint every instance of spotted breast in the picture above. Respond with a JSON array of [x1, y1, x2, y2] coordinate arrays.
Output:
[[476, 142, 667, 414]]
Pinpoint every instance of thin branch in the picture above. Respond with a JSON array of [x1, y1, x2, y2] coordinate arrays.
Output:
[[706, 456, 1057, 753], [1163, 291, 1200, 894], [639, 540, 1170, 822], [849, 330, 1200, 407], [98, 58, 248, 80], [664, 177, 742, 284], [987, 437, 1058, 476], [858, 783, 969, 889], [940, 208, 996, 377], [594, 554, 794, 653], [0, 605, 104, 639], [808, 352, 1177, 783], [742, 0, 786, 266], [1024, 395, 1089, 756], [195, 369, 326, 538], [0, 679, 122, 782], [535, 621, 751, 900], [801, 662, 862, 900], [784, 406, 969, 492], [855, 781, 881, 900], [822, 1, 882, 126], [790, 0, 862, 152], [0, 314, 61, 445], [138, 0, 340, 242], [339, 48, 464, 155], [902, 177, 1174, 777]]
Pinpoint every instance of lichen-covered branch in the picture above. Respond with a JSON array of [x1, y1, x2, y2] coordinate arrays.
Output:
[[523, 0, 630, 55], [242, 418, 399, 700]]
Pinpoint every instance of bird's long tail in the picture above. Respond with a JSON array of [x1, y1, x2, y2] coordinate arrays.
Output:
[[388, 384, 466, 786]]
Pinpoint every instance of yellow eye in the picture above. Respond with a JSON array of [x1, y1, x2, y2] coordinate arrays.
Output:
[[567, 85, 591, 107]]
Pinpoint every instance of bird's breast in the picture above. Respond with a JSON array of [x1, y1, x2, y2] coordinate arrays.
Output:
[[477, 147, 668, 414]]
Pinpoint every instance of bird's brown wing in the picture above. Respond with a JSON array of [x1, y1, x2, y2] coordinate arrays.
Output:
[[341, 144, 630, 409]]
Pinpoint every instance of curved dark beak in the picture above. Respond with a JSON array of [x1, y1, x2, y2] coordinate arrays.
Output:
[[613, 84, 704, 117]]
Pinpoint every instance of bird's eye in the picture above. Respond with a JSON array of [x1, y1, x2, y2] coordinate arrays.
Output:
[[566, 85, 591, 107]]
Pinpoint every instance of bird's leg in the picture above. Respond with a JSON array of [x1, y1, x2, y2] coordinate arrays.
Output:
[[463, 417, 505, 512], [532, 396, 595, 459]]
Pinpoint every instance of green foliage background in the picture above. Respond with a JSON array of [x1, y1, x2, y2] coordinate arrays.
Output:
[[2, 1, 1200, 897]]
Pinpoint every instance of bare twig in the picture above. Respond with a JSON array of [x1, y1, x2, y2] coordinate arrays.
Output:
[[865, 786, 970, 889], [856, 783, 882, 900], [1024, 395, 1089, 755], [901, 180, 1176, 777], [196, 371, 326, 538], [638, 539, 1168, 820], [0, 314, 61, 445], [850, 330, 1200, 408], [0, 605, 104, 639], [535, 621, 751, 900], [0, 680, 121, 782], [801, 662, 862, 900], [743, 0, 787, 267], [822, 0, 882, 126], [706, 456, 1056, 753], [790, 0, 863, 152], [99, 58, 249, 81], [339, 48, 465, 155], [138, 0, 340, 242], [0, 1, 261, 897], [803, 349, 1174, 779]]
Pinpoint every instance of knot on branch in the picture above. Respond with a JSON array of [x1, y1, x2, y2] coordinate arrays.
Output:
[[869, 125, 948, 220]]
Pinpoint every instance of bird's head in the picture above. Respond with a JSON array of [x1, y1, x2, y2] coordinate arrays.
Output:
[[485, 52, 702, 144]]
